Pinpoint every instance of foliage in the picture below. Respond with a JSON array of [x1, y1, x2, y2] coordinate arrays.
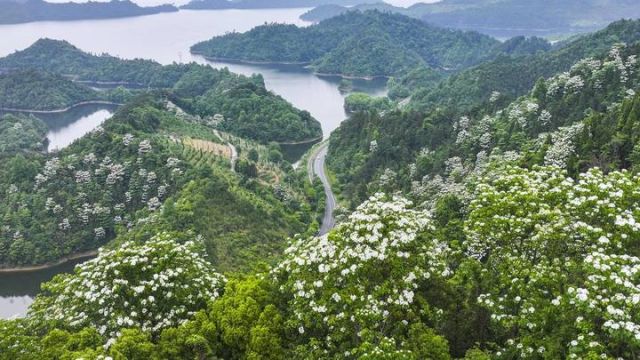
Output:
[[406, 19, 640, 112], [469, 166, 640, 359], [0, 91, 317, 268], [186, 77, 322, 142], [329, 24, 640, 208], [0, 70, 100, 111], [300, 0, 640, 38], [0, 39, 322, 143], [273, 193, 450, 357], [344, 92, 392, 114], [191, 11, 500, 77], [29, 234, 225, 340], [0, 114, 48, 154], [2, 165, 640, 358]]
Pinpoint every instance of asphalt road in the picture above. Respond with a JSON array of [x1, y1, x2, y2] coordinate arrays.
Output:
[[309, 142, 336, 235]]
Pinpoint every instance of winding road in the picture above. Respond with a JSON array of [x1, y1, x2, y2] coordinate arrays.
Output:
[[213, 129, 238, 172], [308, 142, 336, 235]]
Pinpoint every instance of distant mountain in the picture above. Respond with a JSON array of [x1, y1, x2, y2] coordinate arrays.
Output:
[[417, 0, 640, 37], [181, 0, 377, 10], [0, 0, 177, 25], [301, 0, 640, 38], [191, 11, 504, 78]]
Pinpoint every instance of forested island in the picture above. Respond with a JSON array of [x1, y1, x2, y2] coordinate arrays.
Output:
[[301, 0, 640, 37], [0, 0, 177, 25], [191, 11, 525, 78], [1, 5, 640, 360]]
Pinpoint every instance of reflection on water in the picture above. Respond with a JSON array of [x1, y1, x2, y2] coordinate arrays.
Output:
[[45, 107, 116, 151], [1, 103, 117, 152]]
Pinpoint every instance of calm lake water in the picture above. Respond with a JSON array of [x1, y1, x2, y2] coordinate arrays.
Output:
[[0, 8, 387, 318]]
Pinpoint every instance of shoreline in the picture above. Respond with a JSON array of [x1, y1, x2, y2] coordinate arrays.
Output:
[[194, 53, 390, 80], [0, 250, 98, 273], [0, 100, 122, 114], [193, 52, 311, 66]]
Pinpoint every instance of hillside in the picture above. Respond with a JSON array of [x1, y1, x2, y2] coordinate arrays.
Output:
[[0, 0, 177, 25], [0, 70, 101, 111], [417, 0, 640, 38], [0, 91, 321, 271], [328, 19, 640, 208], [401, 19, 640, 111], [300, 2, 403, 22], [191, 11, 501, 78], [0, 39, 322, 143]]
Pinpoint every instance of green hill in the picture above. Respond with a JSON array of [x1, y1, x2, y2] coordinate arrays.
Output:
[[328, 19, 640, 207], [0, 70, 101, 111], [191, 11, 501, 78], [0, 39, 322, 143]]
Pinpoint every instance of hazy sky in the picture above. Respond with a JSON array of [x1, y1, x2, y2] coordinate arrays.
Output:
[[44, 0, 441, 8]]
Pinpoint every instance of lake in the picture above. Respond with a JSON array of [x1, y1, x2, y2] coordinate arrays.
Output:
[[0, 8, 387, 318]]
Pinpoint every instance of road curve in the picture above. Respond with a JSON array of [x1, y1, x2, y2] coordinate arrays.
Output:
[[309, 142, 336, 235]]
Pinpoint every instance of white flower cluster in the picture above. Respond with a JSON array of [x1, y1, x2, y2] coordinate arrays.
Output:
[[273, 194, 450, 353], [29, 234, 225, 344], [138, 140, 152, 154], [469, 166, 640, 358], [543, 122, 584, 168]]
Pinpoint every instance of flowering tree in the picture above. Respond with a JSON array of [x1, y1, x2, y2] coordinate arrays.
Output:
[[273, 193, 451, 358], [28, 234, 225, 344], [467, 166, 640, 358]]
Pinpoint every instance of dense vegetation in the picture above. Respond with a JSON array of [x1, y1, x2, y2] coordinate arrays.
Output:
[[0, 90, 320, 270], [0, 70, 103, 111], [388, 19, 638, 110], [2, 165, 640, 358], [0, 39, 322, 143], [0, 0, 177, 25], [344, 92, 392, 114], [191, 11, 501, 78], [301, 0, 640, 38], [329, 20, 640, 208], [0, 114, 48, 154]]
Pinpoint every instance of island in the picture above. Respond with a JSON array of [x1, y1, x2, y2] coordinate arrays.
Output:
[[0, 0, 177, 25], [190, 11, 502, 78]]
